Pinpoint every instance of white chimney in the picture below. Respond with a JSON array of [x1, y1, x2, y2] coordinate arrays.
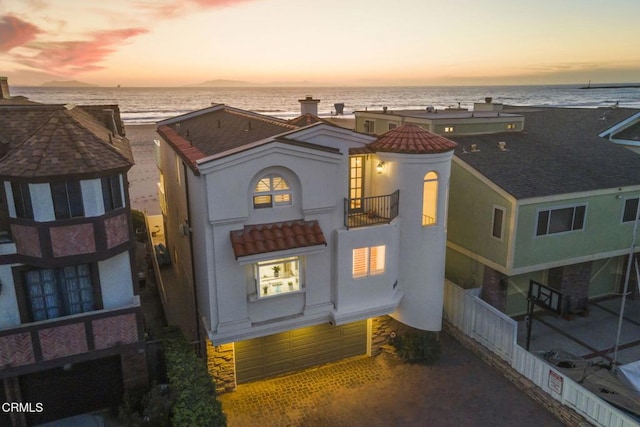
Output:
[[298, 95, 320, 116]]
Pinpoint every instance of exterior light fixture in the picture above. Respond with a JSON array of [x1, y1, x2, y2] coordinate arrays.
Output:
[[376, 161, 385, 174]]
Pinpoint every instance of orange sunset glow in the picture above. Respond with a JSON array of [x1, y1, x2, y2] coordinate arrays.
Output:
[[1, 0, 639, 87]]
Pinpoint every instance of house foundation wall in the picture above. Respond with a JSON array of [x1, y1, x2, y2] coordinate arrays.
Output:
[[206, 339, 236, 394]]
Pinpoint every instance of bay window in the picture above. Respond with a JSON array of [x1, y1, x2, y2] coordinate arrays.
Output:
[[256, 257, 300, 298]]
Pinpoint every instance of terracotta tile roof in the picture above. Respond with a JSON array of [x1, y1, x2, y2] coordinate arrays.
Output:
[[368, 124, 457, 154], [230, 220, 327, 259], [0, 107, 133, 179]]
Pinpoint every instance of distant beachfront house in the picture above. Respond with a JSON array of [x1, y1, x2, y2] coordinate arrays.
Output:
[[153, 98, 456, 390], [0, 78, 147, 426], [355, 101, 640, 317]]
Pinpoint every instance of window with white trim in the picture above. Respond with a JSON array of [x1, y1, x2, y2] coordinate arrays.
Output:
[[623, 198, 640, 223], [256, 257, 300, 298], [253, 174, 292, 209], [536, 205, 586, 236], [388, 122, 398, 130], [352, 245, 386, 279], [492, 206, 505, 239], [444, 126, 454, 133], [364, 120, 375, 134]]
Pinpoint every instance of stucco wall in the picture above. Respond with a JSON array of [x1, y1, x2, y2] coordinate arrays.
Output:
[[99, 251, 134, 309], [0, 265, 20, 329]]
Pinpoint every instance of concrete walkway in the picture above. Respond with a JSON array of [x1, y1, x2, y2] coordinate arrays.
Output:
[[219, 332, 566, 427]]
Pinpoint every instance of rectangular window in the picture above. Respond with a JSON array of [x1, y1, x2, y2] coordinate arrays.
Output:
[[256, 257, 300, 298], [388, 122, 398, 130], [349, 156, 365, 210], [51, 181, 84, 219], [11, 182, 34, 219], [492, 206, 505, 239], [24, 264, 95, 321], [623, 198, 639, 223], [364, 120, 375, 134], [507, 123, 517, 130], [102, 174, 123, 212], [536, 205, 586, 236], [352, 245, 386, 279], [444, 126, 454, 133]]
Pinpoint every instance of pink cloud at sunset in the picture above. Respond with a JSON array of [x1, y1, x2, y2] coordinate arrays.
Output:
[[0, 15, 43, 52], [13, 27, 148, 74], [134, 0, 257, 19]]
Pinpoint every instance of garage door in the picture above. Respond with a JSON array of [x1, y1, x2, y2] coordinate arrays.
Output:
[[235, 320, 367, 383]]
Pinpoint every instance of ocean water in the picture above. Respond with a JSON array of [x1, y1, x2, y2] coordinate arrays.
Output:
[[10, 84, 640, 125]]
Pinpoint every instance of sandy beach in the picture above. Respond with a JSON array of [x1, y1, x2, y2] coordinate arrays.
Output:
[[126, 124, 162, 215]]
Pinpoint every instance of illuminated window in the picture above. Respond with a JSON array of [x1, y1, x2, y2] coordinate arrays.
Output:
[[256, 257, 300, 298], [352, 245, 386, 279], [253, 174, 292, 209], [349, 156, 365, 210], [506, 123, 517, 130], [444, 126, 454, 133], [422, 172, 438, 226], [536, 205, 585, 236]]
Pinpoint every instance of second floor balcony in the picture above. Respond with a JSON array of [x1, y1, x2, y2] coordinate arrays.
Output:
[[344, 190, 399, 229]]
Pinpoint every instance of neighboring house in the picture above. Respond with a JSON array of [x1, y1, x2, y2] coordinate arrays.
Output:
[[0, 78, 146, 426], [354, 101, 640, 317], [445, 106, 640, 316], [354, 98, 525, 136], [598, 110, 640, 154], [154, 99, 456, 389]]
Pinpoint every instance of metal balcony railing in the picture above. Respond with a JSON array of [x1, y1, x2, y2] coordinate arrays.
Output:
[[344, 190, 399, 229]]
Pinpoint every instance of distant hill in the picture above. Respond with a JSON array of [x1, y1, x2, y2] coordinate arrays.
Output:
[[41, 80, 96, 87], [189, 79, 327, 87], [189, 79, 260, 87]]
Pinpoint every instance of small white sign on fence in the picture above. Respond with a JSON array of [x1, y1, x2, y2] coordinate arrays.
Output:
[[548, 370, 563, 395]]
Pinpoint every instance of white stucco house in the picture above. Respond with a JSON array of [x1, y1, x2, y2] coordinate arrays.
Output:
[[154, 101, 457, 388]]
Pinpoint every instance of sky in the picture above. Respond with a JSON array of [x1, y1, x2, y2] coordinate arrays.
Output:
[[1, 0, 639, 87]]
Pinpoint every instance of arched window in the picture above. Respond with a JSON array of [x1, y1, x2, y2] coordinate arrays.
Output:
[[253, 173, 292, 209], [422, 172, 438, 226]]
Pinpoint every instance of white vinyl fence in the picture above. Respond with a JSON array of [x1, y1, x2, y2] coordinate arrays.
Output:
[[443, 280, 639, 427]]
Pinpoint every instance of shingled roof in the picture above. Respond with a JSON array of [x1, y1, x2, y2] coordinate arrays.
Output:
[[0, 105, 133, 179], [451, 107, 640, 199], [368, 124, 457, 154], [157, 105, 298, 172]]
